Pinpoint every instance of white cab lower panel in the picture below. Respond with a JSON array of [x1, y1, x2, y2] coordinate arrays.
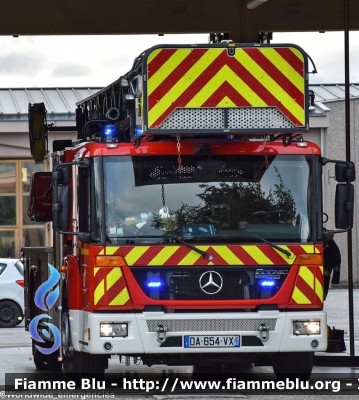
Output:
[[71, 310, 327, 354]]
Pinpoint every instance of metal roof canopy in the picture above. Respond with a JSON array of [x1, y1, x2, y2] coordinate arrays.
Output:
[[0, 0, 357, 40]]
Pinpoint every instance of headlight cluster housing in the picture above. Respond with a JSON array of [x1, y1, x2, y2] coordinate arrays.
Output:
[[293, 320, 320, 335], [100, 322, 128, 337]]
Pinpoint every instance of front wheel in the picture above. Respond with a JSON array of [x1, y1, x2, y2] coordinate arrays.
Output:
[[63, 351, 108, 374], [0, 300, 22, 328], [272, 352, 314, 380], [61, 311, 108, 374], [33, 339, 62, 371]]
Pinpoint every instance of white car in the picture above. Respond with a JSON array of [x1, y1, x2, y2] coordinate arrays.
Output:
[[0, 258, 24, 328]]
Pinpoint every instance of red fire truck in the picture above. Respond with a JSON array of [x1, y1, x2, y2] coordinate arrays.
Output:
[[23, 42, 355, 379]]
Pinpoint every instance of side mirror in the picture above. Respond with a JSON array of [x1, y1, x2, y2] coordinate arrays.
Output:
[[335, 183, 354, 229], [52, 165, 71, 185], [52, 159, 89, 235], [54, 185, 71, 231], [322, 157, 355, 235], [335, 161, 355, 182], [52, 165, 72, 232]]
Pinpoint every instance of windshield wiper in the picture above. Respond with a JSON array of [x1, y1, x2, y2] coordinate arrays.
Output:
[[114, 234, 213, 260], [164, 235, 214, 261], [227, 234, 293, 259]]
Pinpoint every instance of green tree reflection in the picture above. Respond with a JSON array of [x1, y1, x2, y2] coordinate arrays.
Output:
[[152, 167, 296, 231]]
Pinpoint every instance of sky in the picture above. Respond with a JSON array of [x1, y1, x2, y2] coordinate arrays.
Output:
[[1, 31, 359, 88]]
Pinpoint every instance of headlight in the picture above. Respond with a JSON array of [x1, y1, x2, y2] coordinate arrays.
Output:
[[293, 320, 320, 335], [100, 322, 128, 337]]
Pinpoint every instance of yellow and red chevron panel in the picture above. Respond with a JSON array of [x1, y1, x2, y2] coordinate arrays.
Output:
[[90, 244, 322, 310], [289, 265, 324, 308], [144, 44, 307, 131], [97, 244, 319, 266], [93, 266, 131, 309]]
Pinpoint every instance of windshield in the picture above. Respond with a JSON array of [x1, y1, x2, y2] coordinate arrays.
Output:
[[98, 154, 314, 244]]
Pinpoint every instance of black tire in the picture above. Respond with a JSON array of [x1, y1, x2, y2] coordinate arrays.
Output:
[[0, 300, 23, 328], [63, 351, 108, 374], [33, 342, 62, 371], [272, 352, 314, 380]]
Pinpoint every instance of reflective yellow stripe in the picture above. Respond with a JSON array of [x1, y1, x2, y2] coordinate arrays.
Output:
[[260, 48, 304, 91], [106, 246, 119, 255], [106, 268, 122, 290], [212, 246, 244, 265], [186, 64, 266, 108], [235, 49, 305, 125], [299, 266, 314, 289], [291, 47, 305, 62], [242, 245, 273, 265], [148, 48, 193, 94], [94, 267, 100, 276], [216, 96, 237, 107], [147, 48, 161, 65], [125, 246, 150, 266], [148, 49, 222, 126], [292, 286, 311, 304], [273, 245, 294, 264], [316, 266, 324, 302], [300, 245, 314, 253], [315, 277, 323, 302], [109, 287, 130, 306], [148, 246, 180, 266], [94, 280, 105, 305], [178, 246, 210, 265]]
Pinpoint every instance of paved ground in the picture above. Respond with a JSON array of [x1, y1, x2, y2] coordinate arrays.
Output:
[[0, 323, 29, 348], [324, 288, 359, 338]]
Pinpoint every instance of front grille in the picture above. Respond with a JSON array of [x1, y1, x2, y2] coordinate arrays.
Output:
[[131, 266, 290, 301], [146, 318, 277, 332], [158, 107, 294, 130]]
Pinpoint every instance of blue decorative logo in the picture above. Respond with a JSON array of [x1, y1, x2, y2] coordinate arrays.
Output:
[[29, 264, 61, 355]]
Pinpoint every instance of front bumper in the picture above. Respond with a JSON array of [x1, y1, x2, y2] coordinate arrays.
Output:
[[71, 310, 327, 354]]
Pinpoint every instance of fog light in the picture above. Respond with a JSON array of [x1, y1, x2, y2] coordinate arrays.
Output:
[[104, 342, 113, 351], [100, 322, 128, 337], [293, 320, 320, 335]]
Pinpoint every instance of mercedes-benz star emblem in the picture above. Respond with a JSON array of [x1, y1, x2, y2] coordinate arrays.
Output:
[[199, 271, 223, 294]]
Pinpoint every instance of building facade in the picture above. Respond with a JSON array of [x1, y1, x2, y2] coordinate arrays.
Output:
[[311, 84, 359, 286], [0, 88, 101, 257]]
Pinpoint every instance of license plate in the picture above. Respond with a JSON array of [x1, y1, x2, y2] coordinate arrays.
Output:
[[184, 335, 240, 348]]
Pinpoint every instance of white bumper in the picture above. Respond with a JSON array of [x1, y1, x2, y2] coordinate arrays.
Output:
[[70, 310, 327, 354]]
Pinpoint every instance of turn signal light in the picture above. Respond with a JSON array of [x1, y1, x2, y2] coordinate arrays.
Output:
[[294, 254, 322, 265], [95, 256, 127, 267]]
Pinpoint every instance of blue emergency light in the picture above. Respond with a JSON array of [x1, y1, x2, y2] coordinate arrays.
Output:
[[104, 124, 117, 136], [146, 281, 162, 288], [259, 280, 276, 287], [135, 126, 143, 136]]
